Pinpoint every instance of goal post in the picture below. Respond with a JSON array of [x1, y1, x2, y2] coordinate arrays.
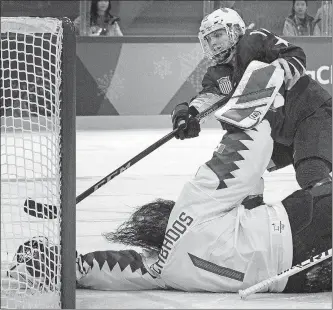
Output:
[[1, 17, 76, 309], [59, 17, 76, 310]]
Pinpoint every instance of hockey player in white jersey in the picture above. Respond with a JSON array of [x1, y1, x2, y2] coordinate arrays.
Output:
[[71, 120, 330, 293], [8, 119, 331, 293]]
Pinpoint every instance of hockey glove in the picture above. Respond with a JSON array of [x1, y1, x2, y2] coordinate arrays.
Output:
[[7, 236, 58, 290], [171, 102, 200, 140]]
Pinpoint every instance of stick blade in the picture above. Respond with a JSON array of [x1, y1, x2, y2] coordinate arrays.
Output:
[[24, 198, 58, 219]]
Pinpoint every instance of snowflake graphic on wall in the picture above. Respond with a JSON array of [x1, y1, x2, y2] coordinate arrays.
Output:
[[179, 47, 213, 92], [153, 56, 172, 79], [96, 69, 125, 101]]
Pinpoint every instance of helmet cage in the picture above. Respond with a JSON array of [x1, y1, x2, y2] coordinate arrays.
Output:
[[199, 23, 241, 63]]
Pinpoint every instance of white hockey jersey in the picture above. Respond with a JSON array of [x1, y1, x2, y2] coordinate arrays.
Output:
[[76, 120, 293, 292]]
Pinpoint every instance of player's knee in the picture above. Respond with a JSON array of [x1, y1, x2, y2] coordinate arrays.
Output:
[[295, 157, 332, 189]]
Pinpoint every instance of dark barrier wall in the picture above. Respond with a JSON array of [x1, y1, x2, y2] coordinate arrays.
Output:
[[76, 37, 332, 116]]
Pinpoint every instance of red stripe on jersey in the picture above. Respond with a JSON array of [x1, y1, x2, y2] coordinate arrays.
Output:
[[236, 65, 276, 104]]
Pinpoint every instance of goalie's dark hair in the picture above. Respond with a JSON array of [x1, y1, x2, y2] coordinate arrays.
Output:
[[103, 199, 175, 252]]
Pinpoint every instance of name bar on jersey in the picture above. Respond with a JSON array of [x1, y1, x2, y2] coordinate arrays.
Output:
[[188, 253, 244, 282]]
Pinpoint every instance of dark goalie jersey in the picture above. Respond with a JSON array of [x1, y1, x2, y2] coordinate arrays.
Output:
[[192, 28, 331, 146]]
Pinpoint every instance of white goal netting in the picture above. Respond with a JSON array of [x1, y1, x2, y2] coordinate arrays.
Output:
[[1, 17, 65, 309]]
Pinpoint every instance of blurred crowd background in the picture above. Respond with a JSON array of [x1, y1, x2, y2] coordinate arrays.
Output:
[[2, 0, 332, 37]]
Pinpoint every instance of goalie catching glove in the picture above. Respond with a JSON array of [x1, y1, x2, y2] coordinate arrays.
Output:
[[171, 102, 201, 140], [215, 60, 285, 130], [7, 236, 58, 291]]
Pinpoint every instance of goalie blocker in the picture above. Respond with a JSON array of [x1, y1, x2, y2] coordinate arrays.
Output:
[[214, 61, 285, 129]]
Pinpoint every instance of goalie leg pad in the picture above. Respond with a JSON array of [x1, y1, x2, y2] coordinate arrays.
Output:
[[215, 60, 284, 129]]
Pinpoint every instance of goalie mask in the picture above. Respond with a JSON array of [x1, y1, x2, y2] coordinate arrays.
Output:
[[199, 8, 246, 64], [7, 236, 59, 290]]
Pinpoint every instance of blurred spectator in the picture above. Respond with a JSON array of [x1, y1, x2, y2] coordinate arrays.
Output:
[[220, 1, 236, 9], [74, 0, 123, 36], [214, 1, 239, 14], [213, 1, 255, 29], [313, 0, 332, 36], [283, 0, 315, 36]]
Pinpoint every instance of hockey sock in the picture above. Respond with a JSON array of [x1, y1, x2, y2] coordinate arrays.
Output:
[[284, 179, 332, 293], [283, 189, 313, 234]]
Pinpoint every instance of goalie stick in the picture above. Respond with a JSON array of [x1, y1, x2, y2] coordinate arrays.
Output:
[[24, 76, 278, 219], [239, 248, 332, 299]]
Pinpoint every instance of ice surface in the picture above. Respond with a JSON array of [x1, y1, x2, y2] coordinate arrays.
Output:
[[75, 129, 331, 309], [76, 289, 332, 309]]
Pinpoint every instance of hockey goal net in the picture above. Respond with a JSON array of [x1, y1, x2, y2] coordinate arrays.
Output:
[[1, 17, 76, 309]]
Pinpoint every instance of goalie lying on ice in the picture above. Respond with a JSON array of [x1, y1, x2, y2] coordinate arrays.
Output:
[[9, 120, 331, 293]]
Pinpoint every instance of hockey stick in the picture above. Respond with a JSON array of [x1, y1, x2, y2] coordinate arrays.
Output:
[[24, 86, 276, 219], [239, 248, 332, 299]]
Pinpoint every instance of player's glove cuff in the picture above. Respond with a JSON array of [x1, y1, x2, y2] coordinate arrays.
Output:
[[188, 105, 199, 117]]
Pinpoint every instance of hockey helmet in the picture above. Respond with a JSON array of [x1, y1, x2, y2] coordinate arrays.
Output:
[[199, 8, 246, 64]]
